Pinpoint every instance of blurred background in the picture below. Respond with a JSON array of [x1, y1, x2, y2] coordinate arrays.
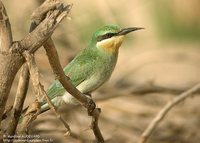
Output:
[[3, 0, 200, 142]]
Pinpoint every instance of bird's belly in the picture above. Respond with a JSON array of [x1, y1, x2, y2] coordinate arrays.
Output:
[[62, 72, 111, 104], [78, 73, 105, 93]]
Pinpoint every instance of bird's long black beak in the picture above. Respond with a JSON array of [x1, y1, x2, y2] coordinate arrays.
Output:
[[117, 27, 144, 35]]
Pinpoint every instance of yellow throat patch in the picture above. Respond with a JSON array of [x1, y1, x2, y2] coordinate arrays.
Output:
[[96, 36, 124, 53]]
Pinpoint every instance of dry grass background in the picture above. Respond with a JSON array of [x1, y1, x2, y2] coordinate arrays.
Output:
[[2, 0, 200, 142]]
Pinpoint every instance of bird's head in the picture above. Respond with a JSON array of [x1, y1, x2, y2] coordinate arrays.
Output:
[[90, 25, 143, 53]]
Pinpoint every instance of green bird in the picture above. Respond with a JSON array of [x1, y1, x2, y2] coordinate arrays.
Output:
[[41, 25, 143, 112]]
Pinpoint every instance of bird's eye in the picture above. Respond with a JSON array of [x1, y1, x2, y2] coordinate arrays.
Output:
[[97, 33, 116, 42]]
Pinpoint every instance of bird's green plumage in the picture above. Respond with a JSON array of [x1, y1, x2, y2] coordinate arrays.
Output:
[[41, 24, 124, 109], [91, 25, 121, 43], [47, 44, 117, 101], [20, 24, 143, 115], [47, 25, 120, 106]]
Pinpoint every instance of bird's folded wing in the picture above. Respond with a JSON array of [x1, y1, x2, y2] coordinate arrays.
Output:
[[46, 51, 97, 101]]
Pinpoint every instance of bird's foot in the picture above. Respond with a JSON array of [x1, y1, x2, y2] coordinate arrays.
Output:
[[84, 93, 96, 116]]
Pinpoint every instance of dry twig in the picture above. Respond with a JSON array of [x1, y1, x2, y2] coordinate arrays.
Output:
[[139, 83, 200, 143], [43, 88, 71, 136], [0, 0, 14, 123], [16, 101, 40, 135], [1, 106, 13, 120], [6, 64, 30, 135], [21, 51, 71, 135]]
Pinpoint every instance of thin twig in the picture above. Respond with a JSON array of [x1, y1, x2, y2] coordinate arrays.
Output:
[[42, 86, 71, 135], [16, 52, 44, 135], [23, 51, 45, 102], [91, 108, 104, 142], [2, 106, 13, 120], [0, 0, 12, 51], [0, 0, 13, 125], [6, 64, 30, 136], [139, 83, 200, 143], [23, 51, 71, 135], [16, 101, 40, 135]]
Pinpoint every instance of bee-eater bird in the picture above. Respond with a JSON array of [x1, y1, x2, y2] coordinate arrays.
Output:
[[40, 25, 143, 112]]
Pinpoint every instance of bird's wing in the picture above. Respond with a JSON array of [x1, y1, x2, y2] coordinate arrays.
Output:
[[46, 50, 97, 101], [46, 80, 65, 99]]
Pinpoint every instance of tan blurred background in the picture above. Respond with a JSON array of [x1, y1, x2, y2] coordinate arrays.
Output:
[[3, 0, 200, 142]]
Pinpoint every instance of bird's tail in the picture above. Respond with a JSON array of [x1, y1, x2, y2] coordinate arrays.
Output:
[[20, 102, 50, 122], [22, 103, 50, 116], [21, 95, 64, 116]]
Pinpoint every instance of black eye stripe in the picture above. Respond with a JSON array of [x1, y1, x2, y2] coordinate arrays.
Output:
[[97, 33, 117, 42]]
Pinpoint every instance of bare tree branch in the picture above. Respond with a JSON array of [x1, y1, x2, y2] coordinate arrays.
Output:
[[18, 3, 70, 53], [16, 101, 40, 135], [16, 52, 43, 135], [91, 108, 104, 142], [0, 0, 17, 124], [139, 83, 200, 143], [0, 0, 12, 52], [6, 64, 30, 136], [0, 0, 70, 124], [23, 51, 45, 102], [6, 0, 60, 134], [43, 38, 105, 142], [1, 105, 13, 120], [31, 0, 60, 21]]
